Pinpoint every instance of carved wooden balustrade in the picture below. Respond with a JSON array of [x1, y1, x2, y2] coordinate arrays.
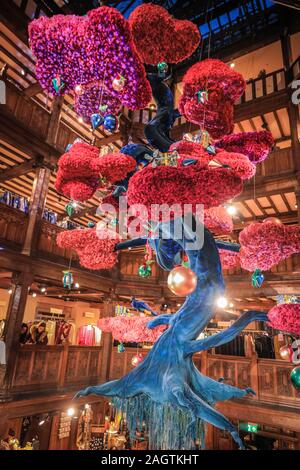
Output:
[[10, 344, 103, 397], [109, 347, 300, 408]]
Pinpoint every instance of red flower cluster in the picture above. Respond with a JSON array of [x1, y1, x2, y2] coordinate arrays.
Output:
[[239, 220, 300, 271], [98, 316, 167, 343], [129, 4, 200, 64], [55, 142, 136, 202], [127, 164, 243, 215], [169, 140, 210, 167], [204, 207, 233, 234], [218, 249, 240, 270], [179, 59, 245, 139], [267, 303, 300, 335], [56, 227, 120, 270], [29, 7, 151, 114], [216, 131, 274, 164]]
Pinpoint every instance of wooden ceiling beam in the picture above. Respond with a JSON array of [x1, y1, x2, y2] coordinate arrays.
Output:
[[0, 157, 43, 182], [24, 82, 43, 98]]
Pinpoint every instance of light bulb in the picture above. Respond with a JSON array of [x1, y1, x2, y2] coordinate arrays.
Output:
[[32, 293, 37, 298], [67, 407, 75, 417], [230, 62, 235, 68], [8, 289, 12, 294], [226, 205, 237, 215], [40, 287, 46, 293], [216, 296, 228, 309], [74, 283, 80, 288]]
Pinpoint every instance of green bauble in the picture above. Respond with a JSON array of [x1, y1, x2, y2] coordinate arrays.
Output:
[[138, 264, 152, 278], [290, 366, 300, 390]]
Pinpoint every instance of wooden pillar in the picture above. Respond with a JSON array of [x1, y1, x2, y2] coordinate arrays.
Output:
[[0, 271, 33, 400], [22, 167, 51, 256], [99, 301, 113, 383], [46, 96, 63, 147]]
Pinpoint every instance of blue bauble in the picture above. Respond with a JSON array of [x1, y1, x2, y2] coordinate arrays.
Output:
[[103, 114, 118, 132], [91, 113, 104, 130]]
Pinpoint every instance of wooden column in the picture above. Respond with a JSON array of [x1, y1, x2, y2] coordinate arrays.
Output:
[[0, 271, 33, 400], [22, 167, 51, 256], [46, 96, 63, 147], [99, 301, 113, 383]]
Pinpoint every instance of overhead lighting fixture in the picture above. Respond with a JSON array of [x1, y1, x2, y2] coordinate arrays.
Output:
[[74, 283, 80, 289], [67, 407, 75, 417], [38, 419, 45, 426], [84, 404, 90, 410], [20, 69, 26, 76], [226, 205, 237, 216], [40, 287, 46, 293], [32, 293, 37, 298], [230, 62, 235, 68], [8, 289, 12, 294], [177, 303, 181, 307], [78, 116, 84, 124], [229, 302, 234, 308], [216, 296, 228, 309]]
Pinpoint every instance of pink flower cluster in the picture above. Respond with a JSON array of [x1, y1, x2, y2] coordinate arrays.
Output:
[[216, 131, 274, 164], [98, 316, 167, 343], [128, 4, 200, 64], [267, 303, 300, 335], [56, 227, 120, 270], [204, 207, 233, 234], [218, 249, 240, 270], [127, 164, 243, 215], [179, 59, 245, 139], [55, 142, 136, 202], [29, 6, 152, 116], [239, 220, 300, 271]]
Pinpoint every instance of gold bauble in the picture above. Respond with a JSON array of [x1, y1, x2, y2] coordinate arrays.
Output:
[[263, 217, 282, 225], [167, 266, 197, 296], [279, 345, 290, 361]]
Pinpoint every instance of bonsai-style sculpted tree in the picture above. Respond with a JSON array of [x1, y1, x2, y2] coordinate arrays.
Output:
[[30, 3, 299, 451]]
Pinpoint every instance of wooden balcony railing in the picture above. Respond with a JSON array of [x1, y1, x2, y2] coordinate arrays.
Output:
[[109, 347, 300, 408], [10, 344, 103, 397]]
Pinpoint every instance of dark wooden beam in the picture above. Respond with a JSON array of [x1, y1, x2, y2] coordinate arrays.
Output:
[[22, 167, 51, 256], [24, 82, 43, 98], [0, 271, 33, 400], [0, 157, 44, 182]]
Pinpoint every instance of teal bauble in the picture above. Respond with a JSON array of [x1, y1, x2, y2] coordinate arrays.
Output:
[[290, 366, 300, 390]]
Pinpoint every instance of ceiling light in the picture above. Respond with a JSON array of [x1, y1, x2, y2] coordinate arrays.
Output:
[[8, 289, 12, 294], [40, 287, 46, 293], [216, 296, 228, 309], [177, 303, 181, 307], [32, 293, 37, 298], [20, 69, 26, 76], [67, 407, 75, 417], [78, 116, 84, 124], [226, 205, 237, 216], [229, 302, 234, 308], [38, 419, 45, 426], [74, 283, 80, 288], [230, 62, 235, 68]]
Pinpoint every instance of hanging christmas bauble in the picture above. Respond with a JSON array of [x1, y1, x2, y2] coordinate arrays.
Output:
[[263, 217, 282, 225], [103, 114, 118, 132], [65, 202, 74, 217], [251, 269, 264, 288], [65, 143, 73, 152], [290, 366, 300, 390], [117, 342, 125, 353], [62, 270, 73, 289], [74, 84, 84, 95], [138, 264, 152, 278], [91, 113, 104, 130], [52, 76, 65, 93], [112, 75, 126, 92], [87, 222, 95, 228], [167, 265, 197, 296], [279, 345, 290, 361], [131, 353, 143, 367], [157, 62, 168, 77]]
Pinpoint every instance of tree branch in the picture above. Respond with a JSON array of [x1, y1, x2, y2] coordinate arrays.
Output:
[[184, 310, 268, 356]]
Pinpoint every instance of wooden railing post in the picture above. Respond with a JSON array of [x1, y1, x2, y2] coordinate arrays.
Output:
[[250, 353, 259, 400], [58, 343, 69, 389]]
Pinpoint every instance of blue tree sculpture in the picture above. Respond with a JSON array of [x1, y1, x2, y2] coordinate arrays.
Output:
[[75, 75, 268, 450]]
